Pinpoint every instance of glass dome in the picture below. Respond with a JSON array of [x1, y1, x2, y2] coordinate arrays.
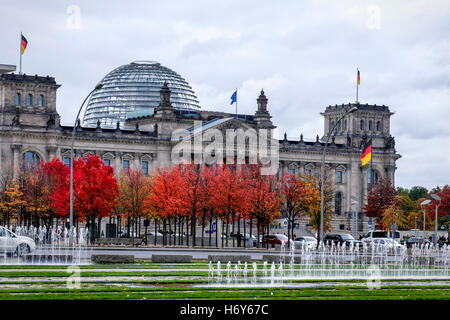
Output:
[[82, 61, 201, 127]]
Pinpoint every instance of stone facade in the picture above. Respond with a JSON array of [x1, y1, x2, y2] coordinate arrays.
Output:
[[0, 71, 401, 234]]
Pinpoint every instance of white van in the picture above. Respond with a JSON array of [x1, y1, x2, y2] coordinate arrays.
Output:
[[363, 230, 400, 244]]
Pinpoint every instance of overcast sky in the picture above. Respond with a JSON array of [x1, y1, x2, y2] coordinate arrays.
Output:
[[1, 0, 449, 190]]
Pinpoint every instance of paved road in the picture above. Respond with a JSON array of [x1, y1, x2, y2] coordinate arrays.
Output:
[[34, 246, 283, 260]]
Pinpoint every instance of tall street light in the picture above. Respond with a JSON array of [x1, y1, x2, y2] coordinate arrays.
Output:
[[420, 199, 431, 239], [351, 200, 358, 238], [319, 106, 358, 244], [430, 193, 441, 246], [69, 83, 103, 232]]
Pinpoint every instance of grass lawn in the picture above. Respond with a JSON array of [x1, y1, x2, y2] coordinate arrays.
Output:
[[0, 262, 448, 300]]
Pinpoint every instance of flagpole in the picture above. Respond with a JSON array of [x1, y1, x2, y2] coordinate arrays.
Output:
[[19, 32, 22, 74], [356, 68, 359, 103], [369, 139, 373, 185], [235, 88, 237, 118]]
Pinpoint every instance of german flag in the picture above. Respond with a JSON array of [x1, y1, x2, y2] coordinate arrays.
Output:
[[357, 68, 360, 85], [21, 34, 28, 55], [360, 139, 372, 166]]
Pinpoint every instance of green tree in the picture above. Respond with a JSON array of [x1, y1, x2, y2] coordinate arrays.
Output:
[[408, 186, 428, 201]]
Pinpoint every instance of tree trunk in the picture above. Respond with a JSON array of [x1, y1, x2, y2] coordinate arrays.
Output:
[[215, 216, 218, 248], [226, 215, 229, 247], [192, 216, 196, 247], [257, 218, 260, 248], [201, 214, 205, 247], [249, 216, 253, 248], [173, 216, 177, 246], [208, 215, 212, 247], [168, 217, 172, 246], [221, 218, 224, 248], [186, 217, 189, 247], [154, 219, 157, 246], [237, 215, 241, 247], [243, 216, 246, 248], [163, 219, 167, 246], [232, 212, 235, 247]]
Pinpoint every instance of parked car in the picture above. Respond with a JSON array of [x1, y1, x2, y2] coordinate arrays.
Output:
[[230, 233, 257, 241], [119, 231, 138, 238], [0, 226, 36, 256], [343, 239, 366, 248], [371, 238, 405, 249], [146, 232, 163, 237], [262, 234, 289, 245], [293, 236, 317, 249], [405, 237, 429, 248], [324, 233, 356, 245]]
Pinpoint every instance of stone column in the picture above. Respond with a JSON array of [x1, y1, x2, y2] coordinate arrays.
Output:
[[11, 144, 22, 179], [114, 152, 122, 176], [46, 146, 57, 162], [133, 153, 141, 171]]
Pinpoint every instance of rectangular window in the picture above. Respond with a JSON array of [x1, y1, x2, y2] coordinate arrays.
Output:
[[336, 171, 343, 184], [368, 170, 378, 184], [63, 157, 71, 168], [104, 159, 111, 166], [305, 169, 312, 175], [289, 168, 295, 175], [122, 160, 129, 172], [142, 160, 149, 175]]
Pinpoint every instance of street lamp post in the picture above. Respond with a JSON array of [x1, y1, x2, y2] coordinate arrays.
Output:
[[420, 199, 431, 239], [351, 200, 358, 238], [319, 106, 358, 245], [69, 83, 103, 234], [430, 194, 441, 246]]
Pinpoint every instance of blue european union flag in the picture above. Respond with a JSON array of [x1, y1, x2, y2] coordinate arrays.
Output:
[[230, 90, 237, 105]]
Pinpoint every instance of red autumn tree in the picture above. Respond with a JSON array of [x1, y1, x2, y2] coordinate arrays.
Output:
[[176, 163, 209, 247], [50, 154, 118, 241], [425, 186, 450, 232], [212, 164, 249, 247], [364, 178, 397, 229], [197, 165, 218, 246], [144, 166, 183, 245], [280, 173, 309, 240], [117, 168, 152, 239], [245, 164, 281, 248]]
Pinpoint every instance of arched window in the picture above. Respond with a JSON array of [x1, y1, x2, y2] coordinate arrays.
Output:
[[369, 120, 373, 131], [21, 151, 41, 168], [14, 93, 21, 105], [343, 119, 347, 131], [360, 119, 365, 131], [335, 192, 343, 216], [330, 120, 335, 133], [38, 95, 44, 107], [376, 121, 381, 131], [26, 94, 32, 106]]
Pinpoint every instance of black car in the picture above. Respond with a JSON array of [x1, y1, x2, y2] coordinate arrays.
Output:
[[324, 233, 356, 245], [343, 239, 366, 248]]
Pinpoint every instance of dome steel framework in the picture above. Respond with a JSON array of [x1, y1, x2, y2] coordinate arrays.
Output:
[[83, 61, 200, 126]]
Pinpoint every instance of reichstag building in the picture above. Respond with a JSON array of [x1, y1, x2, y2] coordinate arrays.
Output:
[[0, 61, 400, 233]]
